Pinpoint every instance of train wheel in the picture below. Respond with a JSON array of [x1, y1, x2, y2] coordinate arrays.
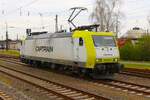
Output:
[[42, 62, 49, 68], [63, 65, 69, 71], [50, 63, 56, 70], [79, 68, 90, 78], [58, 64, 64, 71], [36, 61, 41, 67], [32, 60, 37, 67]]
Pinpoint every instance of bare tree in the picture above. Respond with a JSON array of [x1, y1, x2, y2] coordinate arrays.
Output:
[[91, 0, 123, 35], [146, 14, 150, 34], [148, 15, 150, 26]]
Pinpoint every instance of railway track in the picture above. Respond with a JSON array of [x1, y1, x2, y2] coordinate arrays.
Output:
[[120, 69, 150, 79], [0, 55, 19, 60], [0, 62, 109, 100], [2, 57, 150, 80], [91, 80, 150, 98], [2, 57, 150, 78], [1, 58, 150, 99], [0, 57, 21, 64], [0, 58, 27, 66]]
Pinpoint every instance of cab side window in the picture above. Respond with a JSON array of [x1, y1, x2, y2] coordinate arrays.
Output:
[[79, 37, 84, 46]]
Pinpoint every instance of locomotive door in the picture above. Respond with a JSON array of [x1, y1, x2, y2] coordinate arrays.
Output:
[[73, 37, 85, 62], [73, 38, 79, 61]]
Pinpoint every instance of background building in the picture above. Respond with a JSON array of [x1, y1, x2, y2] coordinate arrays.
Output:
[[118, 27, 149, 47], [0, 40, 22, 50], [124, 27, 148, 39]]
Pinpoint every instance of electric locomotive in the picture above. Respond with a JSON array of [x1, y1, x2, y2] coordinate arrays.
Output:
[[20, 7, 123, 79]]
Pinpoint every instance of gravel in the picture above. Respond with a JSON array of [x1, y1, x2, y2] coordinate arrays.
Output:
[[0, 77, 31, 100], [0, 72, 61, 100]]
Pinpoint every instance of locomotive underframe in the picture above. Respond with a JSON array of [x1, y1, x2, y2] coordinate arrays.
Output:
[[20, 55, 123, 79]]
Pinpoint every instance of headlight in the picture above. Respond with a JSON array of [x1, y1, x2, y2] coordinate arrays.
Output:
[[96, 59, 99, 62], [113, 58, 118, 62], [96, 59, 102, 62]]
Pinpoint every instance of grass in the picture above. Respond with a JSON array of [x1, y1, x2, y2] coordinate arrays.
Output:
[[121, 61, 150, 70], [0, 50, 20, 57]]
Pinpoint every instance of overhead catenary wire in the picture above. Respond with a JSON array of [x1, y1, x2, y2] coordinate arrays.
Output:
[[3, 0, 40, 16], [1, 0, 149, 18]]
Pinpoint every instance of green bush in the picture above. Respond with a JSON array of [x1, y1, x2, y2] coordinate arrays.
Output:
[[119, 35, 150, 61], [119, 40, 132, 60], [138, 35, 150, 61]]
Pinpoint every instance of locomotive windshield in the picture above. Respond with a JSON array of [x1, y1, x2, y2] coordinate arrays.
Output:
[[92, 36, 116, 47]]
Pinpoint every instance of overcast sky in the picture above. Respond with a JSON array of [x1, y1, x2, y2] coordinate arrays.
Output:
[[0, 0, 150, 40], [121, 0, 150, 36]]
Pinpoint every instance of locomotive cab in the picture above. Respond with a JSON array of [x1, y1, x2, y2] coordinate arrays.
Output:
[[73, 30, 123, 77], [93, 35, 119, 63]]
